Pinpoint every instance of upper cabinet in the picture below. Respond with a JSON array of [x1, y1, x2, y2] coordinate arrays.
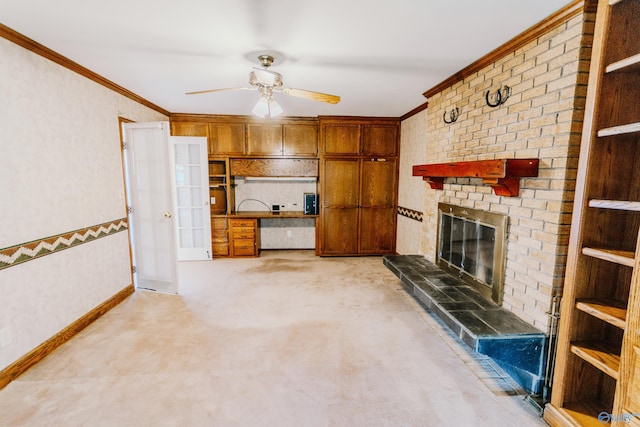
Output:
[[283, 124, 318, 156], [171, 115, 318, 158], [320, 118, 399, 156], [209, 122, 246, 156]]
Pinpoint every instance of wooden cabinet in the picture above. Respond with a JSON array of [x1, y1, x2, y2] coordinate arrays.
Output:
[[209, 159, 233, 257], [318, 117, 399, 256], [362, 125, 398, 157], [171, 120, 246, 155], [247, 122, 318, 156], [209, 122, 246, 155], [208, 159, 233, 215], [171, 115, 318, 158], [320, 159, 360, 255], [283, 124, 318, 156], [247, 124, 282, 155], [230, 158, 318, 177], [229, 218, 259, 257], [211, 216, 229, 257], [320, 119, 398, 156], [545, 1, 640, 425], [322, 123, 361, 155], [359, 159, 397, 253]]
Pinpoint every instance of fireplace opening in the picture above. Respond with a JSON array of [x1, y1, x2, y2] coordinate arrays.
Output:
[[437, 203, 508, 304]]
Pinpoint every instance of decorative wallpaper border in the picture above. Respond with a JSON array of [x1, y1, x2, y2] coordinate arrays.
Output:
[[398, 206, 423, 222], [0, 218, 128, 270]]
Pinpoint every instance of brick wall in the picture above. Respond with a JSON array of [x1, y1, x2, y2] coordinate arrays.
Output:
[[420, 10, 595, 330]]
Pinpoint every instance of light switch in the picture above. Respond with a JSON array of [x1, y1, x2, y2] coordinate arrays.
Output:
[[211, 197, 216, 204]]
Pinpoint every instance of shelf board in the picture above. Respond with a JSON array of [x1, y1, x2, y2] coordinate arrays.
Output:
[[597, 122, 640, 137], [609, 0, 627, 6], [412, 158, 539, 197], [589, 199, 640, 211], [571, 341, 620, 380], [582, 247, 635, 267], [576, 299, 627, 329], [605, 52, 640, 73]]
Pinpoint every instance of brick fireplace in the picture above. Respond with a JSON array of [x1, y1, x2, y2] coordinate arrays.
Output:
[[398, 7, 595, 333], [392, 4, 597, 396]]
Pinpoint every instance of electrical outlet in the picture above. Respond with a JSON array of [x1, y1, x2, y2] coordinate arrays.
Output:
[[287, 230, 292, 238], [210, 197, 216, 205], [0, 326, 12, 348]]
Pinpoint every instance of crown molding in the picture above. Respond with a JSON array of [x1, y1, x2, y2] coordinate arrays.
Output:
[[0, 23, 170, 117], [422, 0, 587, 100]]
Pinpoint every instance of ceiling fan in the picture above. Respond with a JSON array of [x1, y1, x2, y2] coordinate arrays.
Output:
[[186, 55, 340, 118]]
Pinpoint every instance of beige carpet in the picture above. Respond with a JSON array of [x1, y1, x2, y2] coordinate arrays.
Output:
[[0, 250, 546, 426]]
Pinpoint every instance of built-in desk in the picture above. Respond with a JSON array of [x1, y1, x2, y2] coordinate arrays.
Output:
[[232, 211, 318, 219], [228, 211, 318, 257]]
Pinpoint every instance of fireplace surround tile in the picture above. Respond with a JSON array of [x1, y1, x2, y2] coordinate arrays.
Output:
[[383, 254, 546, 395]]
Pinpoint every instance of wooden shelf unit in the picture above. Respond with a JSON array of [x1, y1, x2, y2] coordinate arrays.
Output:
[[546, 0, 640, 425]]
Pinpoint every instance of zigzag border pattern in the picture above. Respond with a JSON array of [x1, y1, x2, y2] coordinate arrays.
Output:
[[398, 206, 423, 222], [0, 218, 128, 270]]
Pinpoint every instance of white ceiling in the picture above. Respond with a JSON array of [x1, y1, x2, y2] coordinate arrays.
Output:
[[1, 0, 572, 117]]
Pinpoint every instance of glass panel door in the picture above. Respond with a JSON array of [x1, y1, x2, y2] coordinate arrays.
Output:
[[169, 136, 212, 261]]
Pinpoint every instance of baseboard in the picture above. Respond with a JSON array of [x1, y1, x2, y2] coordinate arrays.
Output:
[[0, 284, 134, 390]]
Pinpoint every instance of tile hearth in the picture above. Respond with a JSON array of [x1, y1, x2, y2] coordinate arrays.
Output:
[[383, 255, 546, 395]]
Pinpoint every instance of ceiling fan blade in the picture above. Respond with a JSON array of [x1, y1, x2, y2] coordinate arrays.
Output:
[[185, 87, 254, 95], [282, 87, 340, 104]]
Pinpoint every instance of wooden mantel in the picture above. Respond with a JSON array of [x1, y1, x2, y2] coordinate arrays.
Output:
[[412, 158, 539, 197]]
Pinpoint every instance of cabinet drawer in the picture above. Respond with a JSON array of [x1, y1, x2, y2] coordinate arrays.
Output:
[[233, 239, 256, 256], [230, 219, 255, 228], [233, 230, 255, 239]]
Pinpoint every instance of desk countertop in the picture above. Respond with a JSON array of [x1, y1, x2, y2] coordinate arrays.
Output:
[[228, 211, 318, 219]]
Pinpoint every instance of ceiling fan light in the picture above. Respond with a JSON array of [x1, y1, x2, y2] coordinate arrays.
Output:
[[252, 97, 270, 117], [269, 100, 283, 117]]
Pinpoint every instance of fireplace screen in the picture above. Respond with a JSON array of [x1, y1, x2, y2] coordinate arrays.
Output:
[[437, 203, 507, 304]]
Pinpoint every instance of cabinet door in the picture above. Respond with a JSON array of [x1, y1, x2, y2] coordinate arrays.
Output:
[[359, 207, 396, 254], [283, 124, 318, 156], [247, 124, 283, 155], [171, 121, 208, 138], [359, 159, 397, 254], [321, 208, 359, 254], [360, 159, 397, 207], [320, 159, 359, 255], [362, 125, 398, 156], [322, 159, 359, 207], [211, 216, 229, 257], [209, 123, 246, 155], [322, 124, 360, 155]]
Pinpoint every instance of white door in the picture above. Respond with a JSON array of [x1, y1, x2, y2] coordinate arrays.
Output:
[[123, 121, 178, 294], [169, 136, 212, 261]]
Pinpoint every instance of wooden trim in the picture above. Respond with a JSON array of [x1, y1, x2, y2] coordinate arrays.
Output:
[[400, 102, 429, 121], [0, 284, 134, 390], [422, 0, 586, 99], [170, 113, 319, 125], [0, 23, 170, 117]]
